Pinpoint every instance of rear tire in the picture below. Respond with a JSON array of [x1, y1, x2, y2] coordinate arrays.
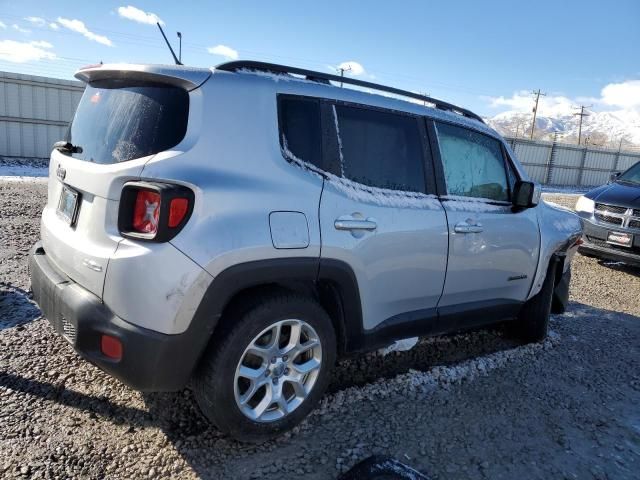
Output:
[[193, 293, 336, 442], [514, 261, 556, 343]]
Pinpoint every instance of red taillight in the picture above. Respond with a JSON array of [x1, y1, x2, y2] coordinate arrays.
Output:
[[132, 190, 161, 234], [119, 182, 193, 242], [168, 198, 189, 228], [101, 335, 122, 360]]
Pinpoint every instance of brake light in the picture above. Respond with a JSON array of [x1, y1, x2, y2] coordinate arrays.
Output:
[[118, 182, 194, 242], [132, 190, 161, 234], [168, 198, 189, 228]]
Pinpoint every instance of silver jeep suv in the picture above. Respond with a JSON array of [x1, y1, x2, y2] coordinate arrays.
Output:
[[30, 61, 582, 441]]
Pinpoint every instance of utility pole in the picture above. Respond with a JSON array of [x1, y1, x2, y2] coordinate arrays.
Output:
[[530, 89, 546, 140], [338, 65, 352, 88], [573, 105, 592, 145]]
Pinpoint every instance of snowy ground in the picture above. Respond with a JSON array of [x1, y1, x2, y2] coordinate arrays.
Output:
[[0, 157, 49, 178], [540, 185, 590, 194], [1, 181, 639, 479]]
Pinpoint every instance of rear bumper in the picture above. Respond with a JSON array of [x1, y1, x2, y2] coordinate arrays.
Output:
[[29, 241, 203, 391], [578, 219, 640, 267]]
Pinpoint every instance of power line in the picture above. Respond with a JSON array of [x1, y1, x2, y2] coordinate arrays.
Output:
[[530, 89, 546, 139]]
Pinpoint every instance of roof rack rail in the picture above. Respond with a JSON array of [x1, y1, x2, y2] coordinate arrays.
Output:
[[215, 60, 485, 124]]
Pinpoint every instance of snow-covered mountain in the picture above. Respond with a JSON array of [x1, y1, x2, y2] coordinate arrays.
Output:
[[486, 109, 640, 148]]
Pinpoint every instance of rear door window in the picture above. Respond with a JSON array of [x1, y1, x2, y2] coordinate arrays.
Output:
[[278, 97, 323, 169], [434, 122, 509, 201], [333, 105, 426, 193], [66, 80, 189, 164]]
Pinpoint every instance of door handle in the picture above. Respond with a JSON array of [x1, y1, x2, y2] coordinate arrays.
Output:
[[335, 216, 377, 231], [454, 220, 483, 234]]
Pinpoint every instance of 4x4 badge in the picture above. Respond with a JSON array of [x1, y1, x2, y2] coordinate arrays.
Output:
[[56, 165, 66, 181]]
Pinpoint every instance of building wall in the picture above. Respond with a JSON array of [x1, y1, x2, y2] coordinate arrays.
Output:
[[0, 71, 84, 159]]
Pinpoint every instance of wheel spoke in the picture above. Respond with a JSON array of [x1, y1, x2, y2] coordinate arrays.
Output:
[[245, 345, 271, 361], [292, 357, 321, 375], [238, 365, 266, 381], [276, 395, 289, 415], [252, 383, 273, 419], [288, 377, 308, 398], [289, 338, 320, 360], [282, 321, 302, 354], [239, 378, 265, 405], [265, 323, 282, 350]]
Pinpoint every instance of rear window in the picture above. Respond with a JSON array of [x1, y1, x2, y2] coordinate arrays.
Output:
[[65, 80, 189, 164], [278, 97, 323, 169]]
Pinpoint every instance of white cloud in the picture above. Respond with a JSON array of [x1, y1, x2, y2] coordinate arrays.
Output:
[[12, 24, 31, 34], [49, 22, 59, 30], [488, 80, 640, 117], [337, 61, 365, 76], [0, 39, 56, 63], [600, 80, 640, 109], [25, 16, 46, 27], [207, 44, 238, 60], [488, 90, 591, 117], [57, 17, 113, 46], [0, 20, 6, 29], [117, 5, 164, 26], [30, 40, 53, 49]]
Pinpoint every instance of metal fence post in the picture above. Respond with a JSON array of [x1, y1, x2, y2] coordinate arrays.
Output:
[[576, 146, 588, 187], [613, 148, 621, 174], [544, 133, 558, 185]]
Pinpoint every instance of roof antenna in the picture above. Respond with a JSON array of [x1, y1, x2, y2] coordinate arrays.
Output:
[[177, 32, 182, 64], [156, 22, 182, 65]]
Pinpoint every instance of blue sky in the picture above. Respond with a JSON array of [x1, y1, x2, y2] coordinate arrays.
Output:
[[1, 0, 639, 117]]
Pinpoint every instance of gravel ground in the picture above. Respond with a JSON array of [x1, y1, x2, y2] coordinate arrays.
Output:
[[1, 181, 639, 479]]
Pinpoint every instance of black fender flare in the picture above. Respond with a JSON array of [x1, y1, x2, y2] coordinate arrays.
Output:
[[181, 257, 364, 381]]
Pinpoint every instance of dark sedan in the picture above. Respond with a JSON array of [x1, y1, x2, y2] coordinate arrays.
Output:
[[575, 161, 640, 267]]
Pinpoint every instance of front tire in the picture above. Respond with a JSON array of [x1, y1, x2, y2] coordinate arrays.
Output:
[[193, 293, 336, 442], [515, 261, 556, 343]]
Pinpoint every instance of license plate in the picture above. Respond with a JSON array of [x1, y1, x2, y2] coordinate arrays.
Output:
[[57, 185, 80, 226], [607, 231, 633, 248]]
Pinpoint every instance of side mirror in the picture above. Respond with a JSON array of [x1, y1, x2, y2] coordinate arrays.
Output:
[[609, 172, 621, 183], [512, 180, 539, 209]]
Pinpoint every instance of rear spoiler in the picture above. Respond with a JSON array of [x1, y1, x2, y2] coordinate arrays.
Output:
[[74, 64, 212, 91]]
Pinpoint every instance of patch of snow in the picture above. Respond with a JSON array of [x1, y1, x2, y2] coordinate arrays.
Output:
[[332, 105, 345, 176], [0, 164, 48, 177], [541, 185, 589, 194], [236, 68, 313, 84], [378, 337, 419, 356], [373, 459, 424, 480], [0, 175, 48, 183], [441, 195, 511, 212]]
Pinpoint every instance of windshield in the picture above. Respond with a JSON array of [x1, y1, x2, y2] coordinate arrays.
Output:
[[65, 80, 189, 164], [617, 161, 640, 185]]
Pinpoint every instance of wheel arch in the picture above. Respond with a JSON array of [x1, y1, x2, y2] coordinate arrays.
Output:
[[185, 257, 364, 379]]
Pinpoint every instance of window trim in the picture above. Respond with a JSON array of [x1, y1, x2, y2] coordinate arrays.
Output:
[[428, 118, 514, 206]]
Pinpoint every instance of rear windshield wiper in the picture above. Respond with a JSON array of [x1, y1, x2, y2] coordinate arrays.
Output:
[[53, 141, 83, 154]]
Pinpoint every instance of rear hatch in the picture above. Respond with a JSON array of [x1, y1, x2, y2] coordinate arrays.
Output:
[[41, 64, 209, 298]]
